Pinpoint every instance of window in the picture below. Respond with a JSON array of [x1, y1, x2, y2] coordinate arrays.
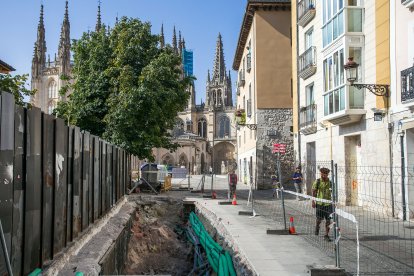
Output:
[[197, 118, 207, 138], [306, 83, 314, 106], [323, 48, 346, 115], [305, 28, 314, 49], [186, 119, 193, 133], [48, 80, 57, 99], [218, 116, 230, 138], [322, 0, 362, 48]]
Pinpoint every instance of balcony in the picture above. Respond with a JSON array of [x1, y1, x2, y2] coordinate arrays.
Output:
[[238, 70, 245, 87], [323, 85, 366, 126], [298, 46, 317, 80], [402, 0, 414, 9], [297, 0, 316, 27], [247, 99, 252, 117], [299, 104, 317, 135], [401, 65, 414, 103]]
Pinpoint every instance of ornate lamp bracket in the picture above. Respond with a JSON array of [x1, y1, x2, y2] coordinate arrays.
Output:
[[351, 84, 390, 97]]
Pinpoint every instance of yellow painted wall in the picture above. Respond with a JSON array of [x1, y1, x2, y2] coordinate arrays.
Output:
[[375, 0, 390, 108], [255, 10, 292, 109], [291, 0, 298, 132]]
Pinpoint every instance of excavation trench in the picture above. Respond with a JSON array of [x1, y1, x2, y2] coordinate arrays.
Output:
[[123, 197, 193, 275]]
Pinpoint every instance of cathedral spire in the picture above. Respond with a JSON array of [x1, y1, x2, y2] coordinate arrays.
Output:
[[212, 33, 226, 82], [207, 70, 211, 83], [31, 4, 47, 79], [178, 31, 182, 56], [172, 26, 178, 54], [95, 2, 102, 32], [160, 24, 165, 48], [182, 37, 186, 49], [58, 1, 71, 75]]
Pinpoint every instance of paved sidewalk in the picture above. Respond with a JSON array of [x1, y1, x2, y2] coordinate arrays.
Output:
[[188, 196, 334, 276]]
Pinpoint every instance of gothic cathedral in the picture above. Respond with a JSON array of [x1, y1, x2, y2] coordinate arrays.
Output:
[[153, 34, 237, 175]]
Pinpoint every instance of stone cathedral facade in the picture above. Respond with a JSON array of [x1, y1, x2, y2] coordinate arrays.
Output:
[[153, 34, 237, 175], [29, 2, 236, 174]]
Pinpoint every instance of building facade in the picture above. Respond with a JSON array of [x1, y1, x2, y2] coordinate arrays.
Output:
[[293, 1, 414, 219], [153, 34, 237, 175], [233, 0, 293, 189]]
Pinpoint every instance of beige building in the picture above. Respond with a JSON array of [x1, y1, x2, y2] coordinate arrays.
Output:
[[233, 0, 293, 189]]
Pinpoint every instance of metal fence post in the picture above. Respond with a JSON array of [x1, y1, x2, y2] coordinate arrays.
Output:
[[277, 152, 287, 230], [332, 161, 340, 268]]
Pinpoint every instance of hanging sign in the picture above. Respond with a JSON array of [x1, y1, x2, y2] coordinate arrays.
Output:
[[272, 143, 286, 154]]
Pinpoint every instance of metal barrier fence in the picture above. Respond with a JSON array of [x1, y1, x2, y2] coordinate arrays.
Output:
[[245, 160, 414, 275], [0, 92, 133, 276]]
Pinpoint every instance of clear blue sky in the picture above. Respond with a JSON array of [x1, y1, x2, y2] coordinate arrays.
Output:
[[0, 0, 247, 103]]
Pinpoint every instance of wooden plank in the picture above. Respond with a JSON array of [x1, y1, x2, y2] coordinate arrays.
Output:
[[23, 107, 42, 275], [11, 105, 25, 276], [72, 127, 82, 239], [93, 137, 100, 221], [0, 92, 14, 275], [66, 127, 74, 243], [54, 118, 68, 255], [41, 113, 55, 263], [81, 132, 90, 230]]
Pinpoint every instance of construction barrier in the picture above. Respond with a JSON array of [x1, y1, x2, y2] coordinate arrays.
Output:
[[161, 176, 172, 192], [188, 212, 236, 276]]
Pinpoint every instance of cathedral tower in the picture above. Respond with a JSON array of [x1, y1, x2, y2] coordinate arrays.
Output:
[[206, 33, 233, 110]]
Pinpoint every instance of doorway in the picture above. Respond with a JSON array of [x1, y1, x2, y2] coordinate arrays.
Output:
[[345, 135, 361, 206], [306, 142, 316, 194], [405, 129, 414, 219]]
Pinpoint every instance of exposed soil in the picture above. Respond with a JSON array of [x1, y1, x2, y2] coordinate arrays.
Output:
[[124, 198, 193, 275]]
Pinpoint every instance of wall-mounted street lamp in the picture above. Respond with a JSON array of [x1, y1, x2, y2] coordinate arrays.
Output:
[[344, 57, 390, 97]]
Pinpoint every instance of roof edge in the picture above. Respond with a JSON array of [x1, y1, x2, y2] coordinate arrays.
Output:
[[232, 1, 291, 71]]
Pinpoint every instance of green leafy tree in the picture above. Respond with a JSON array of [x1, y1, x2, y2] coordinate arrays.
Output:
[[54, 26, 111, 135], [0, 73, 35, 106], [56, 17, 191, 160]]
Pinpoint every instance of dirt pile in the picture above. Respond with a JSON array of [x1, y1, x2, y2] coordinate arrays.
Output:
[[124, 199, 192, 275]]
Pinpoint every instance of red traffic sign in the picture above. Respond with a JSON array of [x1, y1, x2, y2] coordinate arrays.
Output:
[[273, 143, 286, 154]]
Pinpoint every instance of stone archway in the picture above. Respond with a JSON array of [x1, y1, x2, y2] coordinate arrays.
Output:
[[212, 142, 235, 174], [161, 153, 175, 167], [179, 153, 188, 168]]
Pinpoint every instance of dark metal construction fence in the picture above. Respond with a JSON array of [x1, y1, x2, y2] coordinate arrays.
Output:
[[248, 160, 414, 275], [0, 92, 135, 275]]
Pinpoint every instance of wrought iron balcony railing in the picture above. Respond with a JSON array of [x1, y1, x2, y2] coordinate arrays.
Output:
[[247, 53, 251, 72], [297, 0, 316, 27], [299, 104, 317, 135], [298, 46, 317, 80], [401, 65, 414, 103]]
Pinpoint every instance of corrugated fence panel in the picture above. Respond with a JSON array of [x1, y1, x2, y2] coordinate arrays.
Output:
[[42, 114, 55, 263], [0, 92, 14, 275], [54, 118, 68, 255], [107, 144, 112, 210], [82, 132, 90, 230], [66, 127, 74, 243], [88, 134, 93, 225], [101, 142, 107, 215], [24, 107, 42, 275], [93, 137, 100, 221], [11, 105, 25, 276], [72, 127, 82, 239]]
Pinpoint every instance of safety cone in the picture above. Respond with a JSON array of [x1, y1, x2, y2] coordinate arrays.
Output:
[[289, 216, 297, 235], [212, 191, 217, 199], [232, 194, 238, 205]]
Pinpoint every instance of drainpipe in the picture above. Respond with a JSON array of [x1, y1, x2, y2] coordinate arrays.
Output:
[[400, 130, 407, 221]]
